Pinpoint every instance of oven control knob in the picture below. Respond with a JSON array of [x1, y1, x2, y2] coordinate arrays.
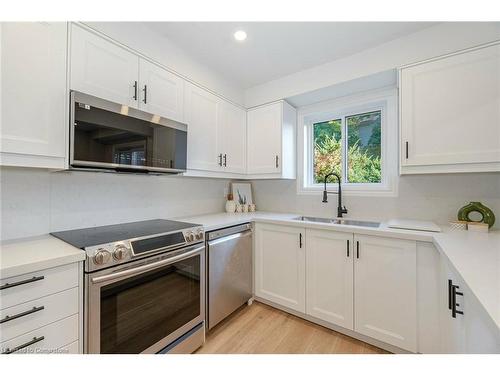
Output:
[[94, 249, 111, 265], [113, 245, 129, 261], [186, 232, 195, 242], [196, 231, 204, 240]]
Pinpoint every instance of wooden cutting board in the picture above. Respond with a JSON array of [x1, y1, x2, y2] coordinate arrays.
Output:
[[387, 219, 441, 232]]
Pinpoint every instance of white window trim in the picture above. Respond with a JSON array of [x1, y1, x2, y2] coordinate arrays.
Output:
[[297, 87, 399, 197]]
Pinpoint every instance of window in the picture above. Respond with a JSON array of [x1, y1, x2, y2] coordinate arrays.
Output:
[[298, 89, 397, 196]]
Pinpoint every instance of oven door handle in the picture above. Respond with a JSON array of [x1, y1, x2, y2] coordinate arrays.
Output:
[[90, 245, 204, 284]]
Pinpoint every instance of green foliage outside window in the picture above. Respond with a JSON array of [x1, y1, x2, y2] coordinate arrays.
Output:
[[313, 111, 382, 184]]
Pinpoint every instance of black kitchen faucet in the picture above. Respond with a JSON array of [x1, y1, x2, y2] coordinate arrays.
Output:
[[322, 172, 348, 218]]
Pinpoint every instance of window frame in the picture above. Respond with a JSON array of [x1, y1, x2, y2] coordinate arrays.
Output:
[[297, 87, 398, 197]]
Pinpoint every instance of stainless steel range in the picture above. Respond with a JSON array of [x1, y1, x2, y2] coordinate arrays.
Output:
[[51, 219, 205, 354]]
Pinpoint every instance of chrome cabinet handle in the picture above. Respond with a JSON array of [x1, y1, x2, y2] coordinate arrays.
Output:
[[299, 233, 303, 248], [91, 245, 204, 284], [133, 81, 138, 100], [143, 85, 148, 104], [218, 153, 223, 166], [275, 155, 279, 168], [356, 241, 360, 259], [2, 336, 45, 354], [0, 306, 45, 324], [346, 240, 350, 257], [223, 154, 227, 167], [0, 276, 44, 290]]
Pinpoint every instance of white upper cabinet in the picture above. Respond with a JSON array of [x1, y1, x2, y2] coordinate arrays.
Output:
[[0, 22, 68, 169], [354, 234, 417, 352], [184, 81, 247, 175], [138, 59, 184, 123], [247, 101, 296, 178], [305, 229, 354, 330], [254, 223, 305, 313], [218, 101, 247, 174], [400, 42, 500, 174], [70, 24, 139, 108], [184, 82, 221, 172]]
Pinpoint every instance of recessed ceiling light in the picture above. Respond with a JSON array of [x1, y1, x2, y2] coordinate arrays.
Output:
[[233, 30, 247, 42]]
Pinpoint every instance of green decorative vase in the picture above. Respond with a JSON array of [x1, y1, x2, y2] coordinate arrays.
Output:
[[457, 202, 495, 228]]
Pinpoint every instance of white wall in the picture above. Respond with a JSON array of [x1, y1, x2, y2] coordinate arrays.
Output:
[[252, 173, 500, 229], [84, 22, 245, 106], [0, 168, 229, 241], [245, 22, 500, 107]]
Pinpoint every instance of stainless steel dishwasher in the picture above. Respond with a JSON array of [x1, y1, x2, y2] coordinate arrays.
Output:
[[206, 223, 253, 330]]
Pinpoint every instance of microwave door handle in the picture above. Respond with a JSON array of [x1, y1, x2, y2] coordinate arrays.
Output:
[[91, 245, 204, 285]]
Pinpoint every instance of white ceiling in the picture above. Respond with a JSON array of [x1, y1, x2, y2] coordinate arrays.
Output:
[[145, 22, 437, 89]]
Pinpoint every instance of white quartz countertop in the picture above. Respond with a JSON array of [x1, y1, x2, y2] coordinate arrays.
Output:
[[0, 235, 85, 279], [179, 211, 436, 241], [179, 211, 500, 331]]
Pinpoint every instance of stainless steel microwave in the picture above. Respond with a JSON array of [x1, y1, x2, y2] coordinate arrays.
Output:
[[69, 91, 187, 174]]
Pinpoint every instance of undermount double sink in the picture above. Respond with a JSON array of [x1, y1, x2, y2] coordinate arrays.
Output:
[[293, 216, 380, 228]]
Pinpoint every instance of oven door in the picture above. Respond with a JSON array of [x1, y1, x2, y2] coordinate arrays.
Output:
[[85, 244, 204, 354]]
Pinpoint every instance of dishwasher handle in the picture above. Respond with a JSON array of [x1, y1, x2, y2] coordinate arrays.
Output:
[[207, 230, 252, 247], [207, 223, 252, 241]]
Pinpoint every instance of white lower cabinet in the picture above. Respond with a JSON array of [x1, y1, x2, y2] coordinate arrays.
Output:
[[1, 315, 79, 354], [305, 229, 353, 330], [254, 223, 305, 312], [255, 224, 418, 352], [0, 263, 83, 354], [439, 257, 466, 353], [439, 256, 500, 353], [353, 234, 417, 352]]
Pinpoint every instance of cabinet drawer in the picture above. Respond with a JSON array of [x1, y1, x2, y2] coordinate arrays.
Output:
[[0, 288, 79, 342], [59, 340, 79, 354], [0, 314, 78, 354], [0, 263, 79, 309]]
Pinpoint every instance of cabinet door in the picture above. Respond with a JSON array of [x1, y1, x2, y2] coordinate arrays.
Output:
[[305, 229, 353, 329], [440, 257, 500, 354], [219, 101, 246, 174], [1, 22, 67, 167], [247, 102, 282, 174], [139, 59, 184, 123], [254, 223, 305, 313], [463, 287, 500, 353], [354, 234, 417, 352], [439, 258, 466, 353], [400, 43, 500, 171], [70, 24, 139, 108], [184, 82, 221, 171]]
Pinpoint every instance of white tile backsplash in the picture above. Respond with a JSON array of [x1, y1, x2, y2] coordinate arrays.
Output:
[[2, 167, 499, 241], [252, 173, 500, 229], [1, 168, 228, 240]]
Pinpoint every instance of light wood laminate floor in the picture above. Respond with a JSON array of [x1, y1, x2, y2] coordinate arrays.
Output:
[[196, 301, 388, 354]]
